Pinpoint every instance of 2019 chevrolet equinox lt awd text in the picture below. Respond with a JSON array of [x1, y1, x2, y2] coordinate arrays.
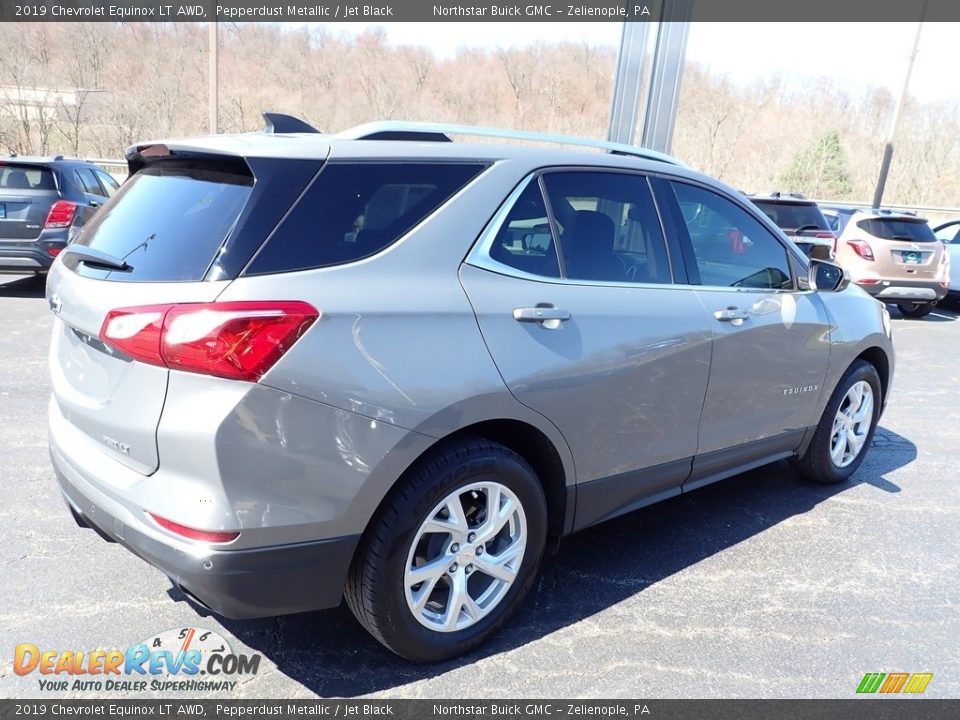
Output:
[[47, 117, 894, 662]]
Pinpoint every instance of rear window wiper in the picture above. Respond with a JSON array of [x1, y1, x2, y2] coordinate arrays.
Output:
[[60, 246, 132, 272]]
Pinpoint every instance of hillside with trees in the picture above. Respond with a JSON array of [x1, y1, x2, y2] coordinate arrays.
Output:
[[1, 22, 957, 209]]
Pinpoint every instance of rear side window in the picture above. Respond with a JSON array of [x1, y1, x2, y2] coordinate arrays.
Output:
[[857, 217, 936, 242], [0, 165, 55, 190], [752, 201, 829, 231], [75, 168, 106, 197], [247, 163, 487, 275], [489, 181, 560, 278], [95, 169, 120, 197], [72, 162, 253, 282]]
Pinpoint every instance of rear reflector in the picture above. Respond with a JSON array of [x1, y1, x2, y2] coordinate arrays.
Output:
[[100, 301, 319, 382], [44, 200, 77, 228], [148, 513, 240, 543], [46, 247, 63, 257]]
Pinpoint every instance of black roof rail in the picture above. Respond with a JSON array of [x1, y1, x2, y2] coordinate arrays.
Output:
[[262, 113, 321, 134]]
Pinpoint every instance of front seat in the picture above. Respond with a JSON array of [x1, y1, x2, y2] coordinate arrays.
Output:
[[4, 170, 31, 189], [562, 210, 622, 282]]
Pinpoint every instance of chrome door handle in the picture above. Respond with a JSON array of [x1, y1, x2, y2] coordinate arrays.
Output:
[[513, 306, 571, 327], [713, 308, 750, 322]]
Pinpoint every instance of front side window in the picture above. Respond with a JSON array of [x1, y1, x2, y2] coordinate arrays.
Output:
[[541, 171, 672, 284], [934, 222, 960, 244], [671, 182, 793, 290]]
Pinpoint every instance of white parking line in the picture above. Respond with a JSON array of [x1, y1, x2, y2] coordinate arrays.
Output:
[[931, 312, 955, 319]]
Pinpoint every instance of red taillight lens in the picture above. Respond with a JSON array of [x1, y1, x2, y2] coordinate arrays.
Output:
[[99, 301, 319, 382], [44, 200, 77, 228], [847, 239, 875, 260], [46, 246, 63, 257], [857, 279, 880, 285], [148, 513, 239, 543]]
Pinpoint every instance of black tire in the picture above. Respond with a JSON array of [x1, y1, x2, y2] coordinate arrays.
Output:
[[797, 360, 882, 484], [344, 437, 548, 662], [897, 302, 934, 318]]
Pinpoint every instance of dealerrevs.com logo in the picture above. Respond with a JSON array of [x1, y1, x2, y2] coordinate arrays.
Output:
[[14, 627, 261, 693]]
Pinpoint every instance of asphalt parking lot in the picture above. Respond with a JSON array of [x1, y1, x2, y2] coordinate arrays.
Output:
[[1, 272, 957, 699]]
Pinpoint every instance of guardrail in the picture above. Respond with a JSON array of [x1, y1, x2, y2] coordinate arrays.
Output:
[[87, 158, 127, 181], [811, 200, 960, 225]]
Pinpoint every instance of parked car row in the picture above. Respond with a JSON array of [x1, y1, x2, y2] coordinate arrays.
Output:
[[0, 156, 118, 275], [748, 193, 954, 318]]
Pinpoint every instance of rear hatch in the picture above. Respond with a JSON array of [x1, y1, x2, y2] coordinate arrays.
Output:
[[752, 199, 835, 255], [858, 216, 943, 279], [48, 153, 267, 474], [0, 163, 58, 240]]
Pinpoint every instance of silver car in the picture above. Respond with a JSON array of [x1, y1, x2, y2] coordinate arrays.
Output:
[[47, 119, 894, 662]]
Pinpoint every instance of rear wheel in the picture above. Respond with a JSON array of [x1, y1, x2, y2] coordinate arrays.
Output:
[[897, 302, 934, 318], [345, 438, 547, 662], [797, 360, 881, 484]]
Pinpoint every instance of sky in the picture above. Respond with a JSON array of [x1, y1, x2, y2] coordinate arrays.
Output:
[[318, 22, 960, 104]]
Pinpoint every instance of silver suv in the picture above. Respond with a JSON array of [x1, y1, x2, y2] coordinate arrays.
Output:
[[47, 119, 894, 662]]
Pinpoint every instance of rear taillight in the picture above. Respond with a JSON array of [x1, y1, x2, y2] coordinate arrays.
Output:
[[46, 247, 63, 257], [148, 513, 239, 543], [847, 239, 875, 261], [99, 301, 319, 382], [44, 200, 77, 228], [857, 279, 880, 285]]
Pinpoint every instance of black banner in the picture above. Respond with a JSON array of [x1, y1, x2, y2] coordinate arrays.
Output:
[[0, 0, 957, 23], [1, 700, 959, 720]]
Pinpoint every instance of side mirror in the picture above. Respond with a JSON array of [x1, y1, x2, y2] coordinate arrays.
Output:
[[808, 259, 849, 293]]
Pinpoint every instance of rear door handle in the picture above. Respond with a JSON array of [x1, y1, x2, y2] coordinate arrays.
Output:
[[713, 307, 750, 323], [513, 306, 571, 327]]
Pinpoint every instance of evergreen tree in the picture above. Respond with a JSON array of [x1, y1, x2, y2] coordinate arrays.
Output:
[[780, 130, 853, 199]]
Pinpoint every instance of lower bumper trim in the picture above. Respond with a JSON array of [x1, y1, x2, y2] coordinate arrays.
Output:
[[53, 456, 359, 619]]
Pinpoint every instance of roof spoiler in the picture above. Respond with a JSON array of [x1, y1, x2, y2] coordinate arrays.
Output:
[[262, 113, 321, 134]]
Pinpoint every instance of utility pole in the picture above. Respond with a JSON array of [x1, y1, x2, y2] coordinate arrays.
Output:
[[872, 9, 926, 208], [209, 21, 219, 135]]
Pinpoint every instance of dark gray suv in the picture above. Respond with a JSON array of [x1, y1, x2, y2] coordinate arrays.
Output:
[[0, 156, 118, 274], [46, 119, 894, 662]]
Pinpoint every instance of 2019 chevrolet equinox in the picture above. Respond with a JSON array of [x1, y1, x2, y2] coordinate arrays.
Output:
[[47, 117, 894, 662]]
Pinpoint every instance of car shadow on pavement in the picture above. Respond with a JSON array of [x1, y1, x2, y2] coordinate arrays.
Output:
[[208, 426, 916, 697], [889, 304, 957, 322], [0, 275, 47, 299]]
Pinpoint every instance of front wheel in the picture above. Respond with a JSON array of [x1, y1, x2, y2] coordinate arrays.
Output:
[[897, 302, 934, 318], [345, 438, 547, 662], [797, 360, 882, 484]]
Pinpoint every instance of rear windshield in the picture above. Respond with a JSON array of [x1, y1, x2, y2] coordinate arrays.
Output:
[[246, 162, 487, 275], [752, 201, 829, 231], [0, 165, 56, 191], [856, 217, 936, 242], [72, 162, 253, 282]]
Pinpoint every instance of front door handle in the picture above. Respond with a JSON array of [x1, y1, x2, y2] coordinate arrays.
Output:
[[513, 306, 571, 328], [713, 307, 750, 323]]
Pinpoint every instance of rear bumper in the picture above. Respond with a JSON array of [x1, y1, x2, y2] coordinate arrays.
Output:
[[50, 441, 359, 619], [0, 232, 67, 273], [855, 279, 948, 303]]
